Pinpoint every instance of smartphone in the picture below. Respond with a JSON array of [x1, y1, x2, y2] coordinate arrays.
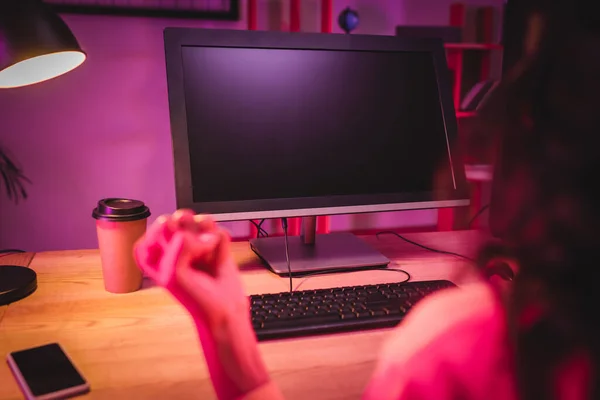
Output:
[[6, 343, 90, 400]]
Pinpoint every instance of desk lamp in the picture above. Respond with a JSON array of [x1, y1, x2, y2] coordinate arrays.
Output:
[[0, 0, 86, 305]]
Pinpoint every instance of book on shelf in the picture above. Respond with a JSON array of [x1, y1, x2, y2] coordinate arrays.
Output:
[[460, 79, 499, 112]]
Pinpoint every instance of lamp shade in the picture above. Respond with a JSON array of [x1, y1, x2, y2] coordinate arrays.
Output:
[[0, 0, 86, 88]]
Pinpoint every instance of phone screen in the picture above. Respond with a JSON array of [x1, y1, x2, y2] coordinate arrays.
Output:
[[9, 343, 88, 397]]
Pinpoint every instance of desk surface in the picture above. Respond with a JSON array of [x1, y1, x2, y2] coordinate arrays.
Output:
[[0, 230, 487, 400]]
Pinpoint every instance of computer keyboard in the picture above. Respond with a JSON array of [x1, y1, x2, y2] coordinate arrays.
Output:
[[250, 280, 455, 341]]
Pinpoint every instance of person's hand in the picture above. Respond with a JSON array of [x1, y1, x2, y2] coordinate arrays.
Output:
[[134, 210, 249, 333], [134, 211, 272, 399]]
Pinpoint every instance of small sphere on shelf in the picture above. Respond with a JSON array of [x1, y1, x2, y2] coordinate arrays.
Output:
[[338, 7, 359, 34]]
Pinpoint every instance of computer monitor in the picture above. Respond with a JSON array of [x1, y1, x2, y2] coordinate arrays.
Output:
[[163, 28, 469, 275]]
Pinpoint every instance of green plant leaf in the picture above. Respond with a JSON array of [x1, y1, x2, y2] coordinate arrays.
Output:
[[0, 146, 30, 204]]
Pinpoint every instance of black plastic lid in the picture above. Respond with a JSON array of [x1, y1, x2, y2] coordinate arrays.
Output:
[[92, 198, 151, 222], [0, 265, 37, 306]]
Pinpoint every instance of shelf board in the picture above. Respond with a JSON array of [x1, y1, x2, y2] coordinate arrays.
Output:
[[444, 43, 503, 51]]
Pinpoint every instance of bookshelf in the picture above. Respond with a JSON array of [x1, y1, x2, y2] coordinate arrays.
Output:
[[436, 2, 502, 230], [446, 3, 503, 116]]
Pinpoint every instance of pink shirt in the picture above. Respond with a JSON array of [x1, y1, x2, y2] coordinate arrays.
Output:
[[243, 282, 589, 400], [363, 282, 516, 400]]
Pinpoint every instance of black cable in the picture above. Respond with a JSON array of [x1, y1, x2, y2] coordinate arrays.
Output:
[[253, 220, 264, 238], [376, 231, 475, 263], [281, 217, 292, 293], [0, 249, 25, 258], [250, 219, 269, 238], [293, 265, 411, 291], [0, 249, 25, 254], [468, 204, 490, 228], [258, 219, 268, 237]]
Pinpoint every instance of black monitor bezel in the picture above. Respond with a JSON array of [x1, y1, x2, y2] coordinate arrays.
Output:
[[164, 28, 469, 221]]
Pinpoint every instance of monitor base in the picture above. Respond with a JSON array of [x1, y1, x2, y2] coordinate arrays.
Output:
[[249, 232, 390, 276]]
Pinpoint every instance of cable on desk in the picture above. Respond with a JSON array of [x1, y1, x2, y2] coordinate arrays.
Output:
[[0, 249, 25, 258], [376, 231, 475, 263], [0, 249, 25, 254], [468, 204, 490, 228], [292, 265, 410, 292], [281, 217, 293, 293]]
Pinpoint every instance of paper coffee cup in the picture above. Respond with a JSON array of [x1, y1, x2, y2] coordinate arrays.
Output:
[[92, 198, 151, 293]]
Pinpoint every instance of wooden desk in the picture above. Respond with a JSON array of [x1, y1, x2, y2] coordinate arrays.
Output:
[[0, 230, 487, 400]]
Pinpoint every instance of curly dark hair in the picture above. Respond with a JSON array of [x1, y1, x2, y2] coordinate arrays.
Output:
[[478, 3, 600, 399]]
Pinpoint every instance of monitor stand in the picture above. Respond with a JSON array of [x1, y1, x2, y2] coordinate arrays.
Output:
[[249, 216, 390, 276]]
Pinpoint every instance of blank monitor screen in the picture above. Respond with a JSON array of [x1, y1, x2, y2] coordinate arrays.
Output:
[[166, 29, 467, 220]]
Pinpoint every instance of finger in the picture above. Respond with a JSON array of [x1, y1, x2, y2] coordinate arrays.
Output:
[[133, 241, 164, 280], [167, 211, 214, 237], [193, 214, 217, 232], [144, 215, 171, 243], [149, 214, 176, 245], [134, 216, 171, 276], [183, 231, 221, 276], [155, 231, 186, 288], [172, 209, 197, 232], [193, 228, 236, 277]]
